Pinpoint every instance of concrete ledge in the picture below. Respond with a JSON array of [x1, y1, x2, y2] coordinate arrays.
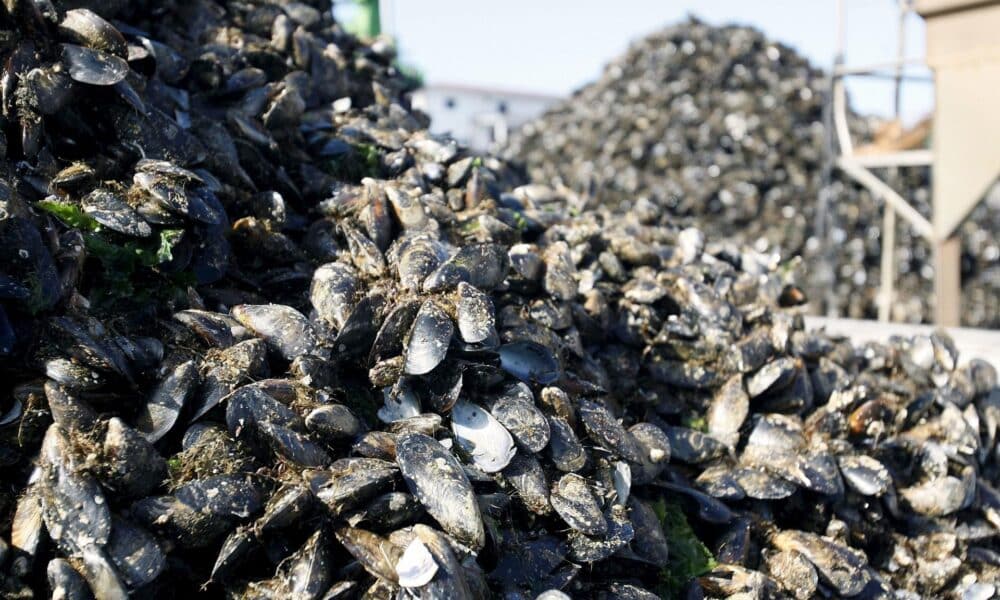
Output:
[[804, 316, 1000, 369]]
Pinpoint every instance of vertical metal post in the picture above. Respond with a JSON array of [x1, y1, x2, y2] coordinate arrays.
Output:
[[354, 0, 381, 38], [878, 0, 908, 323], [878, 205, 896, 321], [894, 0, 909, 118], [933, 236, 961, 325]]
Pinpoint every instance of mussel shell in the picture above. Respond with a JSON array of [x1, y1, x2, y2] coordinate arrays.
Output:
[[488, 384, 550, 453], [62, 44, 129, 86], [305, 404, 362, 443], [550, 473, 607, 537], [578, 399, 644, 464], [308, 458, 398, 516], [404, 300, 454, 376], [135, 360, 198, 442], [59, 9, 128, 57], [837, 455, 891, 497], [310, 262, 359, 331], [39, 428, 111, 555], [370, 299, 420, 366], [47, 558, 89, 600], [772, 530, 872, 596], [333, 290, 386, 358], [456, 281, 495, 343], [44, 358, 106, 391], [105, 515, 166, 589], [24, 67, 74, 115], [397, 237, 446, 291], [566, 505, 634, 563], [450, 400, 516, 473], [256, 485, 314, 533], [99, 417, 168, 497], [80, 189, 152, 237], [232, 304, 320, 361], [627, 498, 669, 567], [547, 415, 587, 473], [498, 340, 560, 384], [280, 529, 335, 598], [257, 420, 331, 466], [662, 426, 727, 464], [211, 527, 257, 581], [423, 243, 510, 292], [501, 453, 551, 514], [396, 432, 485, 549]]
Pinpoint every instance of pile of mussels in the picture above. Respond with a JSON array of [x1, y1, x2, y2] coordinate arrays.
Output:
[[1, 2, 1000, 598], [505, 19, 1000, 328]]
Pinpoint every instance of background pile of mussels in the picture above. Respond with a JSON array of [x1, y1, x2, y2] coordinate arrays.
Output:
[[505, 19, 1000, 328], [0, 2, 999, 599]]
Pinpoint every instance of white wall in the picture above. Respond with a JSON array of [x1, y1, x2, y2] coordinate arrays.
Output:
[[413, 86, 558, 150]]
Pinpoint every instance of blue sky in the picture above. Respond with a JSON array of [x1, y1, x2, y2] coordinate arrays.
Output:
[[357, 0, 933, 124]]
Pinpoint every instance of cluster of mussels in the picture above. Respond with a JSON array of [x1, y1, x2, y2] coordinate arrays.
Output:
[[505, 18, 1000, 328], [1, 2, 1000, 599]]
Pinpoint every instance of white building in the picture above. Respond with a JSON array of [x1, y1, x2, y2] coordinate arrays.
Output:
[[412, 83, 560, 151]]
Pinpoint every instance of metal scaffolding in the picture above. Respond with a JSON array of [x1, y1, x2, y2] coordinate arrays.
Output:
[[822, 0, 933, 323], [825, 0, 1000, 325]]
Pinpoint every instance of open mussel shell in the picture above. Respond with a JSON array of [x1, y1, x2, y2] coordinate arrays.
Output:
[[396, 537, 439, 588], [450, 400, 516, 473], [0, 2, 996, 597], [408, 524, 474, 598], [335, 527, 402, 584]]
